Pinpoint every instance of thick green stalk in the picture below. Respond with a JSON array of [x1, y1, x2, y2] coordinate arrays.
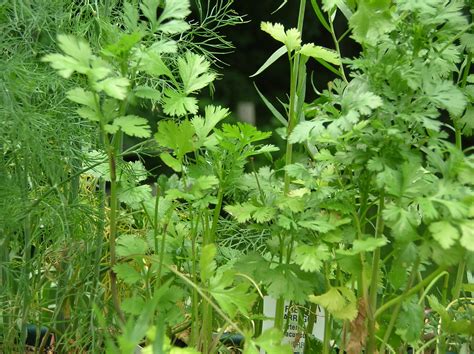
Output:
[[276, 0, 307, 331], [303, 303, 318, 353], [366, 191, 385, 353]]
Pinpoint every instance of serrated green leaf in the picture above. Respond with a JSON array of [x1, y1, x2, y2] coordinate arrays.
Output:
[[225, 203, 258, 223], [159, 19, 190, 34], [244, 328, 293, 354], [253, 206, 276, 223], [159, 0, 191, 23], [294, 244, 331, 272], [210, 271, 256, 318], [42, 53, 80, 78], [162, 89, 198, 116], [300, 43, 341, 65], [94, 77, 130, 100], [122, 297, 146, 315], [116, 234, 149, 257], [119, 184, 152, 209], [349, 0, 394, 45], [395, 298, 424, 344], [113, 263, 142, 284], [289, 120, 325, 143], [178, 52, 216, 94], [140, 0, 160, 25], [134, 86, 161, 101], [113, 115, 151, 138], [260, 22, 301, 51], [67, 87, 96, 108], [155, 119, 195, 158], [76, 107, 101, 122], [309, 287, 357, 320], [429, 220, 459, 249], [460, 220, 474, 251], [56, 34, 92, 68], [200, 244, 216, 282], [425, 80, 467, 117], [139, 51, 174, 78], [123, 2, 139, 31]]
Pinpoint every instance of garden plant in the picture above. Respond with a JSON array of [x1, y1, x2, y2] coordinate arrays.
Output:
[[1, 0, 473, 353]]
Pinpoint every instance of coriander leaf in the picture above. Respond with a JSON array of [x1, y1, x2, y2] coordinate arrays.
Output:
[[178, 52, 216, 94], [429, 220, 459, 249], [56, 34, 92, 69], [76, 107, 101, 122], [300, 43, 341, 65], [113, 115, 151, 138], [244, 328, 293, 354], [116, 234, 149, 257], [94, 77, 130, 100], [113, 263, 142, 285], [158, 0, 191, 23], [225, 203, 258, 223], [67, 87, 96, 108], [162, 89, 198, 116], [349, 0, 394, 45], [252, 206, 276, 223], [294, 244, 331, 272], [460, 220, 474, 252], [160, 152, 182, 172], [209, 271, 256, 317], [309, 287, 357, 321], [134, 86, 161, 101], [424, 80, 467, 116], [260, 22, 301, 51]]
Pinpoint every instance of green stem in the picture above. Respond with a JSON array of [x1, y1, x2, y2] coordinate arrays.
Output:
[[367, 191, 385, 353], [304, 303, 318, 353], [276, 0, 307, 331], [379, 259, 420, 353], [322, 311, 331, 354], [375, 266, 447, 319]]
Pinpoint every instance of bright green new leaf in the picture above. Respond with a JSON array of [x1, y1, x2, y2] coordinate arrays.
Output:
[[67, 87, 96, 108], [155, 119, 195, 158], [300, 43, 341, 65], [56, 34, 92, 64], [322, 0, 347, 12], [178, 52, 216, 94], [429, 220, 459, 249], [260, 22, 302, 51], [225, 203, 258, 223], [244, 328, 293, 354], [42, 53, 80, 78], [200, 244, 217, 282], [289, 120, 325, 143], [113, 263, 142, 285], [192, 105, 230, 144], [116, 234, 149, 257], [94, 77, 130, 100], [162, 89, 198, 116], [112, 115, 151, 138], [294, 244, 331, 272], [309, 287, 357, 320]]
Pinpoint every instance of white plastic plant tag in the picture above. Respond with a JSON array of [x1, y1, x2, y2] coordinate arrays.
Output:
[[261, 296, 325, 353]]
